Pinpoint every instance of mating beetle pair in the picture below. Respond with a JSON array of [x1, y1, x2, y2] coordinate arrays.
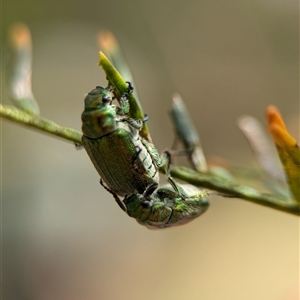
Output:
[[81, 84, 209, 228], [81, 84, 167, 211]]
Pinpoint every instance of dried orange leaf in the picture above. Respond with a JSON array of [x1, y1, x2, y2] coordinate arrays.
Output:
[[266, 106, 300, 202]]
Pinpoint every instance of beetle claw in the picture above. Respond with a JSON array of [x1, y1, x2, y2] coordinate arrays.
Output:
[[125, 81, 134, 94]]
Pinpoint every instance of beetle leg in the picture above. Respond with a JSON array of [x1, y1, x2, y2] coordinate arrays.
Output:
[[160, 150, 173, 182], [167, 176, 186, 199], [141, 138, 167, 168], [125, 81, 134, 95], [160, 148, 194, 169], [144, 182, 158, 199], [119, 95, 130, 115], [143, 114, 149, 122], [119, 81, 134, 115], [162, 150, 172, 175], [100, 179, 127, 212], [163, 150, 187, 199], [118, 117, 143, 130], [170, 136, 180, 150]]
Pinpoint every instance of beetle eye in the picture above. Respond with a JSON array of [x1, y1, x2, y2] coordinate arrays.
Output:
[[102, 95, 111, 103]]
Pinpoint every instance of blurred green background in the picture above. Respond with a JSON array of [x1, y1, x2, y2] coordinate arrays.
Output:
[[2, 0, 299, 299]]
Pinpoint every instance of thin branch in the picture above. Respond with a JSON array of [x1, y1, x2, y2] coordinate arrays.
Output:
[[170, 166, 299, 215], [2, 103, 299, 215], [1, 104, 82, 145]]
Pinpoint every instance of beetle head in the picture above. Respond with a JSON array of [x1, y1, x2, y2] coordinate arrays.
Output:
[[81, 86, 118, 138], [84, 86, 113, 110]]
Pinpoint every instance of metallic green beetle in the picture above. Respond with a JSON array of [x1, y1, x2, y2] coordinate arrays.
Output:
[[122, 177, 210, 229], [81, 85, 167, 210]]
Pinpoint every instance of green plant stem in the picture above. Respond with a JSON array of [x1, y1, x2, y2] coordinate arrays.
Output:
[[2, 102, 299, 215], [170, 166, 300, 215], [99, 51, 152, 143], [1, 104, 82, 145]]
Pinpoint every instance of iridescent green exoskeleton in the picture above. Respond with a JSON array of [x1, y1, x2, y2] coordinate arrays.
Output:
[[81, 85, 166, 210], [123, 177, 210, 229]]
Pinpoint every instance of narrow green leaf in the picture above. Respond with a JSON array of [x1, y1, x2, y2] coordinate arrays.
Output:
[[170, 94, 207, 172], [99, 51, 152, 143], [0, 104, 82, 145]]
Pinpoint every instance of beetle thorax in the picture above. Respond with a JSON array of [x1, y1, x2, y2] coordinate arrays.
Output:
[[81, 104, 118, 138]]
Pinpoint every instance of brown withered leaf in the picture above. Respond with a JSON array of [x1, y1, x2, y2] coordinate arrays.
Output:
[[266, 106, 300, 202]]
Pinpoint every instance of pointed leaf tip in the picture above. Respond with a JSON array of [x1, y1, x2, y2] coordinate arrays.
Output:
[[9, 22, 31, 49], [266, 106, 300, 202], [266, 106, 298, 150]]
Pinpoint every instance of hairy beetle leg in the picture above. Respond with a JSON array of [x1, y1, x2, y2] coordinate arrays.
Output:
[[118, 81, 134, 115], [120, 81, 134, 101], [162, 150, 188, 199], [100, 179, 127, 212], [118, 117, 143, 130]]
